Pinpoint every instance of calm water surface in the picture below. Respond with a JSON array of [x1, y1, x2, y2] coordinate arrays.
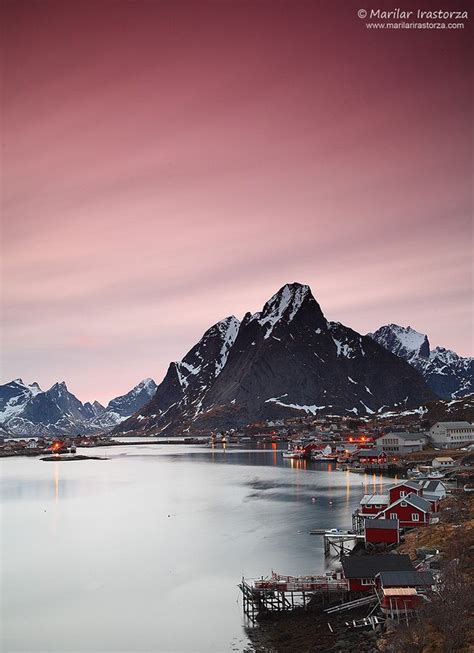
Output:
[[0, 444, 389, 652]]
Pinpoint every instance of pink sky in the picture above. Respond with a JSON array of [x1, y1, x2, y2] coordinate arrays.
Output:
[[2, 1, 472, 404]]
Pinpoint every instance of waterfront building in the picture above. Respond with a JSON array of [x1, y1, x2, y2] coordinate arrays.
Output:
[[429, 421, 474, 448], [376, 492, 432, 527], [364, 518, 400, 546], [432, 456, 455, 468], [359, 494, 389, 516], [340, 554, 414, 592], [388, 480, 422, 504], [375, 432, 427, 454], [354, 448, 388, 465]]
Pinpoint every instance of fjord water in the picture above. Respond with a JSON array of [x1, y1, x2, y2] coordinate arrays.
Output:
[[0, 445, 386, 652]]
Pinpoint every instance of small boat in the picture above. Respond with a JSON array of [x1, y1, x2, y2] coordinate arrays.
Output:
[[282, 451, 305, 459], [425, 471, 446, 480], [311, 445, 337, 462], [418, 469, 446, 480], [346, 466, 366, 473], [312, 453, 338, 462]]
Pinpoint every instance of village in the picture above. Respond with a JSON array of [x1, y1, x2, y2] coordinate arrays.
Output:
[[238, 420, 474, 652]]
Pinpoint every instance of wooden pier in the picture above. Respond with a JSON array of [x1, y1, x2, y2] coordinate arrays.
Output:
[[309, 528, 364, 558], [239, 573, 349, 621], [323, 532, 365, 558]]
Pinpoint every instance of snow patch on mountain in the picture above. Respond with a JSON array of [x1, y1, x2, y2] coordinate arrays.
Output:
[[215, 316, 240, 374], [265, 398, 326, 415]]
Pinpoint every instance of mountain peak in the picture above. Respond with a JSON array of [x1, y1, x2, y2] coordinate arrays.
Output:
[[369, 324, 430, 360], [251, 282, 324, 338], [50, 381, 68, 392], [369, 325, 472, 399]]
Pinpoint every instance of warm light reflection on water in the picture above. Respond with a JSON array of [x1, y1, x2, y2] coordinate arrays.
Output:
[[272, 442, 277, 466], [54, 463, 59, 502]]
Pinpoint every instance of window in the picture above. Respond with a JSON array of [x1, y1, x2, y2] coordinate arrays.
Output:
[[361, 578, 372, 586], [401, 501, 407, 507], [400, 491, 405, 497], [412, 513, 419, 522], [390, 513, 397, 519]]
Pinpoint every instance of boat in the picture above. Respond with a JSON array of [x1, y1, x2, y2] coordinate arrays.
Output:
[[417, 469, 446, 480], [425, 470, 446, 480], [282, 451, 305, 459], [311, 445, 337, 462]]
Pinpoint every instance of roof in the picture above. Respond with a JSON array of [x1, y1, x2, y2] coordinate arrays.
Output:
[[402, 493, 432, 512], [381, 432, 427, 441], [360, 494, 389, 505], [378, 571, 434, 587], [341, 554, 414, 579], [382, 587, 418, 596], [433, 457, 454, 462], [377, 493, 431, 516], [420, 480, 446, 492], [356, 448, 385, 457], [388, 480, 420, 491], [365, 518, 399, 530], [432, 421, 472, 429]]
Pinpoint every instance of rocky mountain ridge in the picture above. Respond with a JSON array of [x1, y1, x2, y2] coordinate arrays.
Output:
[[369, 324, 473, 399], [0, 378, 157, 436], [115, 283, 437, 436]]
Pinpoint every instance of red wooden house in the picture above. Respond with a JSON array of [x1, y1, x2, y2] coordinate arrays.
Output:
[[376, 570, 434, 616], [388, 480, 422, 504], [354, 448, 388, 465], [364, 518, 400, 546], [377, 492, 432, 527], [341, 554, 415, 592], [359, 494, 389, 516]]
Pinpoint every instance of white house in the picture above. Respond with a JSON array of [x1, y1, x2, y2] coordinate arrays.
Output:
[[419, 480, 447, 503], [432, 456, 455, 469], [376, 432, 427, 454], [429, 422, 474, 449]]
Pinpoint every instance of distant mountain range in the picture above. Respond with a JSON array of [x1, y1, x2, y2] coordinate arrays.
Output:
[[369, 324, 473, 400], [4, 283, 472, 438], [0, 378, 157, 436], [114, 283, 439, 436]]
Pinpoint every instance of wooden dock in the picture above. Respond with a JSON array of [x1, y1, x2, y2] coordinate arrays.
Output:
[[309, 528, 364, 558], [239, 573, 349, 621]]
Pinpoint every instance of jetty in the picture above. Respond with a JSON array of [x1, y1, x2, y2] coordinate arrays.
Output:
[[239, 573, 349, 622], [309, 528, 365, 558]]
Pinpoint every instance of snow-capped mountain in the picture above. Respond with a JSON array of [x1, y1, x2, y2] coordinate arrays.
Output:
[[115, 283, 435, 436], [0, 379, 42, 424], [369, 324, 473, 399], [91, 378, 158, 428], [0, 378, 157, 436]]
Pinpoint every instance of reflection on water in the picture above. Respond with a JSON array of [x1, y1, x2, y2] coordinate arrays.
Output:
[[54, 463, 59, 502], [1, 445, 394, 653]]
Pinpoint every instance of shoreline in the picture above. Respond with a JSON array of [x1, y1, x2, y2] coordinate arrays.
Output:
[[244, 492, 474, 653]]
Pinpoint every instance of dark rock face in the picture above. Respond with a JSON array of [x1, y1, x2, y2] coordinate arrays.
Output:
[[369, 325, 473, 400], [116, 283, 436, 436], [118, 316, 240, 434]]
